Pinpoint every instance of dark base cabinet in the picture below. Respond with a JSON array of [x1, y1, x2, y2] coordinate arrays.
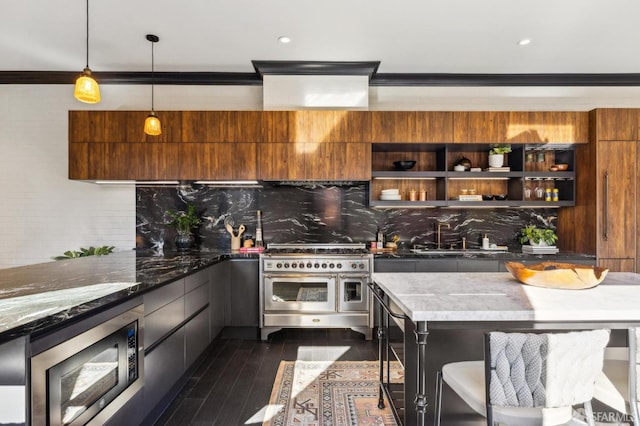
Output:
[[142, 266, 218, 424]]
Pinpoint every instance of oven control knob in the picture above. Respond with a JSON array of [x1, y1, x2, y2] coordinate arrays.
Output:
[[276, 263, 282, 269], [291, 263, 297, 268], [284, 263, 290, 268], [314, 263, 320, 268], [336, 263, 342, 269], [306, 262, 312, 268], [359, 263, 365, 269], [329, 263, 335, 269], [321, 263, 327, 268], [351, 263, 357, 269], [299, 262, 305, 268]]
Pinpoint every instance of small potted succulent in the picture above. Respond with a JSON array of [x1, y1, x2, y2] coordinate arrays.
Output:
[[167, 203, 201, 250], [488, 144, 512, 168], [519, 225, 558, 246]]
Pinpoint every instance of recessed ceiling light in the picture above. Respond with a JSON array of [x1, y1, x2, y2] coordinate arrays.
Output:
[[278, 36, 291, 44], [518, 38, 532, 46]]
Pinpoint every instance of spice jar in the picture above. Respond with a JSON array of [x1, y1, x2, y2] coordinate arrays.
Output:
[[545, 188, 552, 202], [409, 189, 418, 201], [552, 188, 559, 202], [419, 189, 427, 201]]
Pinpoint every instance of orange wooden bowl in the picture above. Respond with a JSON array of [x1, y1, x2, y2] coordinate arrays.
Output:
[[504, 261, 609, 289]]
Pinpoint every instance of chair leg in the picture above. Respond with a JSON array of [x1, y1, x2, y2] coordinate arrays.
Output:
[[434, 370, 443, 426], [583, 401, 595, 426]]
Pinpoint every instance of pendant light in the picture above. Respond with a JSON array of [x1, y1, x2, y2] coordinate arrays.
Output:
[[143, 34, 161, 136], [74, 0, 100, 103]]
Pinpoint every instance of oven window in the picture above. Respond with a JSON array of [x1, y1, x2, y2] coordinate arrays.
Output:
[[343, 280, 362, 302], [60, 345, 119, 425], [272, 282, 328, 302]]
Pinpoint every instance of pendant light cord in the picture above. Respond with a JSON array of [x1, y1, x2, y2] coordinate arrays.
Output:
[[85, 0, 90, 68], [151, 40, 155, 112]]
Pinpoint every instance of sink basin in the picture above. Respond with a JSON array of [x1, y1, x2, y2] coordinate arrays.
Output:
[[410, 249, 504, 255]]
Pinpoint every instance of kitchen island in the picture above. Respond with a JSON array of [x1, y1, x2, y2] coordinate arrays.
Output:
[[371, 271, 640, 426]]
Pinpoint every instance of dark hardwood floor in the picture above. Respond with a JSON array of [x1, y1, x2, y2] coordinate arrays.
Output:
[[154, 328, 379, 426]]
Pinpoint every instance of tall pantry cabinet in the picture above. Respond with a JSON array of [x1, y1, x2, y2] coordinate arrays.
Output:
[[570, 109, 638, 272]]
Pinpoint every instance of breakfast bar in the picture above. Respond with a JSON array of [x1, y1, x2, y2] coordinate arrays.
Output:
[[371, 271, 640, 426]]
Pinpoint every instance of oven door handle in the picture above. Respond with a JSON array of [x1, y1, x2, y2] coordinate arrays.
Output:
[[367, 282, 409, 320], [339, 274, 370, 279]]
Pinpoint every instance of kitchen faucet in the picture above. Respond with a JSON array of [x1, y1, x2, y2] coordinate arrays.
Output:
[[436, 222, 450, 249]]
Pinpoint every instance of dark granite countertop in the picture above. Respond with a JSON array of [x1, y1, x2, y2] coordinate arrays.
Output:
[[0, 250, 256, 344]]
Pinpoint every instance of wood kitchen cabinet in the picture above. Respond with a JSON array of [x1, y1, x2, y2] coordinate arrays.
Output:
[[562, 108, 639, 272], [371, 111, 453, 143], [453, 111, 589, 143], [262, 110, 371, 143], [258, 110, 371, 181], [181, 111, 261, 143]]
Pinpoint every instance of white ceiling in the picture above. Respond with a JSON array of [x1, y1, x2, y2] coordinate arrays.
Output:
[[3, 0, 640, 108]]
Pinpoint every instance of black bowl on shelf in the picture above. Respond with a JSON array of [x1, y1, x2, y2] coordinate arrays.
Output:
[[493, 194, 508, 201], [393, 160, 416, 171], [482, 194, 494, 201]]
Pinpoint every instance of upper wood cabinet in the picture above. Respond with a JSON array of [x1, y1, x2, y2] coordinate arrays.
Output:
[[69, 111, 183, 143], [258, 142, 370, 181], [181, 111, 261, 143], [371, 111, 453, 143], [453, 111, 589, 144], [590, 108, 638, 141], [261, 111, 371, 143], [179, 143, 257, 180]]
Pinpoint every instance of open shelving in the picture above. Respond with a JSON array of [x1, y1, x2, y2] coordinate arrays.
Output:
[[370, 143, 576, 208]]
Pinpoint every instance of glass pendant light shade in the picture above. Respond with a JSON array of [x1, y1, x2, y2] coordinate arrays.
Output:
[[144, 34, 161, 136], [144, 112, 162, 136], [74, 67, 101, 103], [75, 0, 100, 103]]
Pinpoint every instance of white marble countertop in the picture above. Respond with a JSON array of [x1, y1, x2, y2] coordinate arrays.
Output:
[[372, 272, 640, 322]]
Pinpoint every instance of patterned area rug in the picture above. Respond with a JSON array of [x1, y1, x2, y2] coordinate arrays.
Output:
[[263, 360, 402, 426]]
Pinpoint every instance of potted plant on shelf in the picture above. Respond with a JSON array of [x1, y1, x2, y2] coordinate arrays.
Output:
[[519, 225, 558, 246], [167, 203, 201, 251], [488, 144, 512, 168]]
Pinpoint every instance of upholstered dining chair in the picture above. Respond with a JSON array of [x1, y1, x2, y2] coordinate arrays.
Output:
[[592, 327, 640, 426], [434, 329, 611, 426]]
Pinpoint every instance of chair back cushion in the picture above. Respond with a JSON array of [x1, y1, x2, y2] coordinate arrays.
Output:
[[488, 329, 610, 408]]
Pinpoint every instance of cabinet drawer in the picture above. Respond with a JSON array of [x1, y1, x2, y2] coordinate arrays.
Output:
[[185, 308, 210, 367], [185, 268, 209, 293], [144, 297, 185, 349], [143, 328, 185, 412], [185, 282, 209, 318], [144, 279, 184, 315]]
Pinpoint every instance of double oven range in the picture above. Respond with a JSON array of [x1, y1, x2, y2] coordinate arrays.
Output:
[[260, 243, 373, 341]]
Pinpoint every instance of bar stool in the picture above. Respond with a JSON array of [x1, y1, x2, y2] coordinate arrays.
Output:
[[434, 329, 611, 426], [592, 328, 640, 426]]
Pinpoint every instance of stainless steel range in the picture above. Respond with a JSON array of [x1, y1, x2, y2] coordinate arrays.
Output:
[[259, 243, 373, 341]]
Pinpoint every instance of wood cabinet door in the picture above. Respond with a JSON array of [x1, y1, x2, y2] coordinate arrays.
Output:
[[88, 143, 180, 180], [371, 111, 453, 143], [179, 143, 257, 180], [453, 111, 589, 143], [593, 108, 638, 141], [596, 140, 637, 259], [181, 111, 261, 142], [262, 111, 371, 143], [258, 142, 305, 180]]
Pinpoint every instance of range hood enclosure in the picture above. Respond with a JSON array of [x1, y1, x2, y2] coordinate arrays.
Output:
[[262, 75, 369, 109]]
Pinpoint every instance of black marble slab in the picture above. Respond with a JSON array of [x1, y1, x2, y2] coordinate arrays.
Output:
[[0, 250, 251, 344], [136, 183, 563, 252]]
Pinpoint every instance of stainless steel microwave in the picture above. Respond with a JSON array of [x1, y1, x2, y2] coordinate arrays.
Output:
[[31, 305, 144, 426]]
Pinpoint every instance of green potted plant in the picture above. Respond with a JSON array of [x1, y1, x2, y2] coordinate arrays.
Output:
[[519, 225, 558, 246], [167, 203, 201, 250], [488, 144, 512, 168]]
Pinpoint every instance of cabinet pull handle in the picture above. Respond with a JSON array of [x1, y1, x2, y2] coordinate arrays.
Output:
[[603, 171, 609, 241]]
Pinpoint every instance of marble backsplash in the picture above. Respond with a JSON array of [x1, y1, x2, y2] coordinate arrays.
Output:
[[136, 183, 558, 252]]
